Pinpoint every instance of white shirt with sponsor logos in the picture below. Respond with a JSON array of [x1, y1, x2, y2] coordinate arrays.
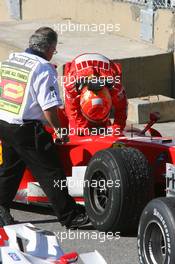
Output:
[[0, 52, 62, 124]]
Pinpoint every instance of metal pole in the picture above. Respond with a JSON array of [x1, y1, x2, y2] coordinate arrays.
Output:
[[5, 0, 21, 20]]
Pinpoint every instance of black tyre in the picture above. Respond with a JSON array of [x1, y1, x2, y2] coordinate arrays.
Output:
[[0, 206, 14, 226], [84, 147, 152, 233], [138, 197, 175, 264]]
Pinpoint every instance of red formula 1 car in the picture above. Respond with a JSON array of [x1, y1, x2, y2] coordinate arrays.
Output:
[[0, 111, 174, 235]]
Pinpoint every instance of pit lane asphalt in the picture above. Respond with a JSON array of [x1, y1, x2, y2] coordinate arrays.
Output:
[[11, 122, 175, 264]]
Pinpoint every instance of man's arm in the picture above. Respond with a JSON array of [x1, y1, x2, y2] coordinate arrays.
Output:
[[44, 106, 61, 130], [44, 106, 67, 141]]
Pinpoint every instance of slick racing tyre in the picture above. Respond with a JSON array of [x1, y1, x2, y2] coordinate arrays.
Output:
[[84, 147, 152, 233], [0, 206, 15, 226], [138, 197, 175, 264]]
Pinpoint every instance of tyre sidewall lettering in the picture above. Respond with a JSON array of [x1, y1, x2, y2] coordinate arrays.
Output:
[[138, 200, 175, 264], [152, 208, 171, 259]]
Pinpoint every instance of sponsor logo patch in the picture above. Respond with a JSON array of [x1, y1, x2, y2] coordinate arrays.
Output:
[[8, 252, 21, 261], [49, 86, 57, 98]]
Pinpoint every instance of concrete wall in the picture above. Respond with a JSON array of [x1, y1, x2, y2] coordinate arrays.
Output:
[[53, 0, 141, 40], [154, 9, 175, 51], [0, 0, 174, 99], [0, 42, 20, 61], [0, 0, 11, 21], [20, 0, 175, 52], [116, 52, 174, 98], [0, 0, 174, 51], [22, 0, 61, 20], [21, 0, 141, 40]]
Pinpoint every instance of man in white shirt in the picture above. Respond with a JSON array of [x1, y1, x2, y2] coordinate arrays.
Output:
[[0, 27, 89, 229]]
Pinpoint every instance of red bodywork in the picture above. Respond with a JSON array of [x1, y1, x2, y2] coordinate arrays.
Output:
[[16, 125, 175, 203], [0, 109, 173, 203]]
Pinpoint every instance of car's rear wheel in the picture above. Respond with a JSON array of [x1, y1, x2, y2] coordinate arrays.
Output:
[[84, 147, 152, 233], [138, 197, 175, 264]]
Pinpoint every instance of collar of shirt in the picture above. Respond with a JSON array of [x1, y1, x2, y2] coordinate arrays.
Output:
[[25, 48, 47, 60]]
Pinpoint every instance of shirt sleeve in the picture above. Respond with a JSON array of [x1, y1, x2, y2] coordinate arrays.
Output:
[[33, 63, 63, 110]]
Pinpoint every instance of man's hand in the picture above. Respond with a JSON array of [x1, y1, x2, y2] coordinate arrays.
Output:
[[44, 106, 70, 143], [54, 128, 69, 144], [54, 137, 69, 144]]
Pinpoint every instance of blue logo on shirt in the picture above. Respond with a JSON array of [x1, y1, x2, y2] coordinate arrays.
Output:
[[8, 252, 21, 261], [49, 86, 57, 98]]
